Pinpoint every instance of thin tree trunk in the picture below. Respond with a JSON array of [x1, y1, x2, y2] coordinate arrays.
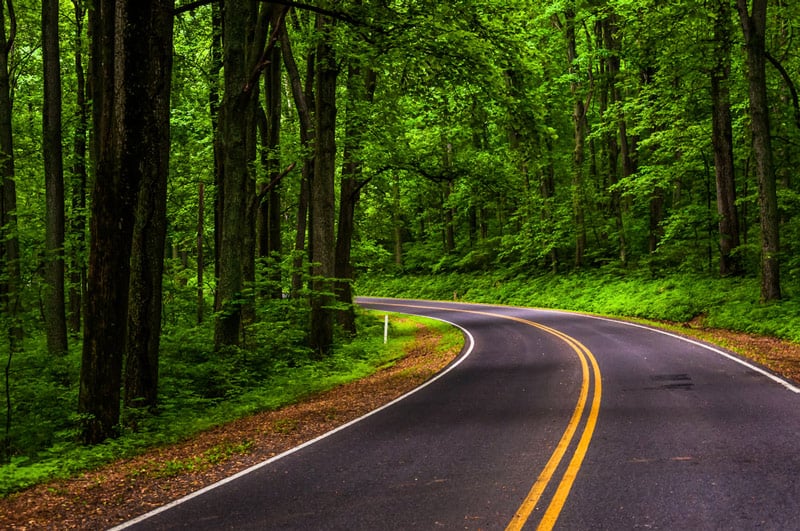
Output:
[[280, 21, 313, 297], [0, 0, 18, 465], [711, 0, 741, 277], [565, 6, 587, 268], [42, 0, 68, 356], [0, 0, 21, 348], [197, 182, 205, 324], [260, 21, 282, 299], [737, 0, 781, 301], [68, 0, 87, 335], [210, 2, 223, 288], [335, 66, 376, 335]]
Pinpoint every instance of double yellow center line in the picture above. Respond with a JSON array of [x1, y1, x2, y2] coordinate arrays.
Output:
[[500, 314, 602, 530], [369, 302, 602, 530]]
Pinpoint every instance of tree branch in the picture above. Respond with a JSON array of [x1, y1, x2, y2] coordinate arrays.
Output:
[[766, 50, 800, 130], [174, 0, 212, 16], [244, 6, 289, 94], [257, 162, 297, 204], [174, 0, 363, 26]]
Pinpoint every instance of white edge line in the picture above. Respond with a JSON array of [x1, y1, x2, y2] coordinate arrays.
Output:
[[110, 312, 476, 530], [362, 298, 800, 394], [561, 311, 800, 394]]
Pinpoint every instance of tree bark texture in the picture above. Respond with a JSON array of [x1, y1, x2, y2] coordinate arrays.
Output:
[[79, 0, 173, 443], [0, 0, 22, 348], [280, 21, 314, 297], [124, 0, 173, 413], [259, 18, 282, 299], [80, 0, 137, 443], [68, 0, 88, 335], [43, 0, 68, 356], [335, 66, 376, 335], [214, 0, 258, 349], [565, 6, 587, 268], [737, 0, 781, 301], [309, 9, 338, 356], [711, 0, 741, 277]]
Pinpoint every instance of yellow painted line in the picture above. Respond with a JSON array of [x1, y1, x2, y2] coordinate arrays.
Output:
[[362, 301, 602, 530], [536, 336, 602, 530]]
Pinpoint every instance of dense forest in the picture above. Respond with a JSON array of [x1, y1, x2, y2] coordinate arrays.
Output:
[[2, 0, 800, 492]]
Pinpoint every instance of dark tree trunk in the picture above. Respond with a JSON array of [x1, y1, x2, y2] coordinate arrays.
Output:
[[124, 0, 173, 414], [598, 13, 628, 266], [712, 0, 741, 277], [197, 182, 205, 324], [0, 0, 18, 463], [442, 181, 455, 254], [565, 6, 587, 268], [214, 0, 258, 349], [309, 10, 338, 356], [280, 21, 314, 298], [80, 0, 142, 444], [42, 0, 68, 356], [210, 2, 223, 287], [68, 0, 87, 335], [335, 66, 376, 335], [737, 0, 781, 301], [393, 173, 403, 266], [259, 21, 282, 299], [0, 0, 21, 349]]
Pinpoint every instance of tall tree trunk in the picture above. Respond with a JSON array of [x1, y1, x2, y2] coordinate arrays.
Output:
[[392, 173, 403, 266], [309, 9, 338, 356], [80, 0, 143, 443], [210, 2, 222, 287], [598, 13, 628, 266], [259, 18, 282, 299], [42, 0, 68, 356], [280, 21, 314, 298], [566, 6, 588, 268], [737, 0, 781, 301], [68, 0, 87, 335], [124, 0, 173, 414], [712, 0, 741, 277], [0, 0, 18, 464], [197, 182, 205, 324], [214, 0, 258, 349], [0, 0, 21, 348], [335, 66, 376, 335]]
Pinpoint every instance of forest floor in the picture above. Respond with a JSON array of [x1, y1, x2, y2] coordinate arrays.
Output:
[[2, 315, 799, 530]]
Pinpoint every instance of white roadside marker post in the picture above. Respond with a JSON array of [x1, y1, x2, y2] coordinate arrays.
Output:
[[384, 314, 389, 344]]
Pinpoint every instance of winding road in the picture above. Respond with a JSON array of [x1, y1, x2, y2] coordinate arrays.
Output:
[[116, 298, 800, 530]]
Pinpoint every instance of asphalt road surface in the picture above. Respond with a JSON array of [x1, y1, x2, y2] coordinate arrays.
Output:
[[115, 298, 800, 530]]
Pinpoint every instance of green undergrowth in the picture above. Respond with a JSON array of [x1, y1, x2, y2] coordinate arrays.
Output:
[[357, 270, 800, 342], [0, 310, 459, 497]]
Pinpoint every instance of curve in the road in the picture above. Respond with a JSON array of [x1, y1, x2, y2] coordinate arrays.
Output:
[[370, 301, 603, 530], [113, 299, 800, 530], [112, 314, 477, 531]]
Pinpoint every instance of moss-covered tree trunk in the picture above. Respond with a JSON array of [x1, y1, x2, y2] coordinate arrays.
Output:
[[42, 0, 68, 357], [737, 0, 781, 301], [215, 0, 258, 349], [310, 8, 338, 356], [711, 0, 741, 277]]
